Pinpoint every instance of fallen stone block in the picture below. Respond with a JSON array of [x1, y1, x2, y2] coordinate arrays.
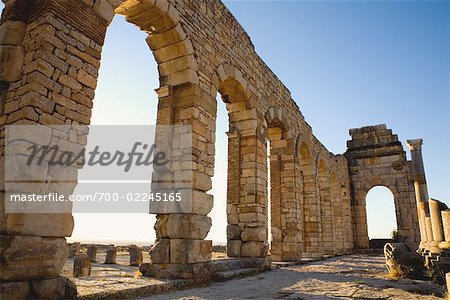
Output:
[[73, 254, 91, 278], [105, 248, 117, 264], [129, 245, 143, 266], [87, 245, 97, 262]]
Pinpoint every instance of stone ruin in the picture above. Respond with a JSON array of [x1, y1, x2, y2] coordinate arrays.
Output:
[[0, 0, 442, 298]]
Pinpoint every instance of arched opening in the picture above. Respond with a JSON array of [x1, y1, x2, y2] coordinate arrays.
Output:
[[365, 186, 397, 243], [207, 94, 228, 255], [214, 68, 259, 259], [265, 108, 299, 262], [68, 12, 158, 249], [266, 126, 285, 261]]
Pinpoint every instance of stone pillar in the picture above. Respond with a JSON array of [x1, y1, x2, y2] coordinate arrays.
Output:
[[129, 245, 143, 266], [298, 142, 323, 258], [439, 210, 450, 250], [318, 162, 333, 256], [447, 273, 450, 294], [331, 174, 345, 255], [407, 139, 430, 250], [0, 1, 97, 296], [73, 254, 91, 278], [142, 84, 214, 279], [105, 248, 117, 264], [237, 123, 268, 258], [428, 199, 447, 253], [87, 245, 97, 262], [68, 242, 81, 258]]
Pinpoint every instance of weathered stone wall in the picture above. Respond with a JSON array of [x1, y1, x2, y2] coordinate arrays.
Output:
[[0, 0, 420, 296], [345, 125, 420, 248]]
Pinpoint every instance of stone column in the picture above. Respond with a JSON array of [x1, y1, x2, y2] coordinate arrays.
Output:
[[143, 84, 214, 279], [428, 199, 447, 253], [439, 210, 450, 250], [407, 139, 430, 250], [87, 245, 97, 262]]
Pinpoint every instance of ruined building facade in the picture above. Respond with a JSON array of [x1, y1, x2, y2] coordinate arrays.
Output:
[[0, 0, 424, 297]]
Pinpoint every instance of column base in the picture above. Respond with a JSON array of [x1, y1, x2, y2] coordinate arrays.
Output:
[[439, 242, 450, 250], [429, 241, 442, 254]]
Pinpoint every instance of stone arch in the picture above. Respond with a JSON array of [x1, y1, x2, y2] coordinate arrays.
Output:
[[346, 125, 419, 248], [265, 107, 293, 140], [210, 64, 267, 259], [115, 0, 199, 87], [0, 0, 216, 285], [296, 139, 322, 258], [317, 155, 333, 255], [265, 107, 300, 261], [214, 63, 249, 102]]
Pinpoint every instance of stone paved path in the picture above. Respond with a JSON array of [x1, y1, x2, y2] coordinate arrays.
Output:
[[142, 255, 445, 300]]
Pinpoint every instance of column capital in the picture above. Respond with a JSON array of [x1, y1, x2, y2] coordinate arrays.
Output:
[[407, 139, 423, 151]]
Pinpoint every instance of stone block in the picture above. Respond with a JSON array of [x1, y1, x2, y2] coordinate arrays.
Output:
[[241, 241, 266, 257], [150, 239, 170, 264], [58, 74, 82, 91], [442, 210, 450, 242], [3, 213, 74, 237], [227, 240, 242, 257], [77, 69, 97, 89], [0, 45, 24, 82], [241, 227, 266, 242], [0, 21, 26, 45], [192, 171, 212, 191], [170, 239, 212, 264], [93, 0, 115, 23], [191, 191, 213, 215], [105, 248, 117, 264], [129, 245, 143, 266], [73, 254, 91, 278], [87, 245, 97, 262], [68, 242, 80, 258], [0, 235, 68, 281], [155, 214, 211, 239], [141, 262, 214, 280], [227, 224, 241, 240], [146, 23, 187, 51], [153, 40, 194, 63], [0, 281, 29, 299], [30, 276, 77, 299]]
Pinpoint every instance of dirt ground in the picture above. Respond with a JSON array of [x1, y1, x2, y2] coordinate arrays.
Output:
[[141, 255, 446, 300]]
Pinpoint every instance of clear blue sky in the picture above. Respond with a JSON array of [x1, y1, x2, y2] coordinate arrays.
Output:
[[2, 1, 448, 242]]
